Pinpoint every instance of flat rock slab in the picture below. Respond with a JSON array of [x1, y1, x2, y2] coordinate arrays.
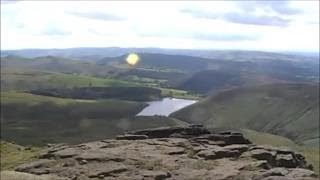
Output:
[[87, 163, 127, 178], [12, 125, 318, 180]]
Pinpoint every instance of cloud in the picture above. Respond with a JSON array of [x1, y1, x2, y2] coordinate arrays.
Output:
[[223, 12, 290, 27], [307, 21, 319, 25], [237, 1, 301, 15], [181, 8, 291, 27], [0, 0, 20, 4], [136, 30, 258, 42], [1, 1, 318, 52], [136, 30, 260, 42], [66, 11, 125, 21], [192, 33, 258, 41], [41, 27, 72, 36]]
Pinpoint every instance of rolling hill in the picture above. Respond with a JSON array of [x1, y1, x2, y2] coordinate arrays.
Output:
[[98, 53, 210, 73], [2, 48, 318, 63], [0, 92, 184, 145], [2, 53, 318, 93], [171, 83, 319, 147]]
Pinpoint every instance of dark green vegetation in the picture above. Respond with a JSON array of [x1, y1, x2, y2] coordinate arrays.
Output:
[[30, 87, 162, 101], [99, 53, 209, 72], [178, 59, 318, 94], [171, 83, 319, 147], [1, 69, 137, 91], [1, 92, 186, 145]]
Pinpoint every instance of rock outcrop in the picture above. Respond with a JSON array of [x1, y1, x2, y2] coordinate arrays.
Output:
[[13, 125, 317, 180]]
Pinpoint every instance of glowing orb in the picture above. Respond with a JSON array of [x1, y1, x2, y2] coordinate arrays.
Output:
[[126, 53, 140, 66]]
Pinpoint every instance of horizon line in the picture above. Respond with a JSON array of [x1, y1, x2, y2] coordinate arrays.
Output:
[[1, 46, 319, 54]]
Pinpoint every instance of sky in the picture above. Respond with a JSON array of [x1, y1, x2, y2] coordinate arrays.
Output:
[[1, 0, 319, 52]]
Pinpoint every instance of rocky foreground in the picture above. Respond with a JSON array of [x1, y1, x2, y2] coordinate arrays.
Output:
[[9, 125, 318, 180]]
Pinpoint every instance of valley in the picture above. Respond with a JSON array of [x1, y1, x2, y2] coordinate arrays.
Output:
[[1, 49, 319, 175]]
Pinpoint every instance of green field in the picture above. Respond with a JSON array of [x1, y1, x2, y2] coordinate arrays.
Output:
[[1, 70, 138, 91], [1, 91, 95, 105], [159, 88, 202, 100]]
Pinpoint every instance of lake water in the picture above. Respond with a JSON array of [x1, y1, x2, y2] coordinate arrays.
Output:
[[136, 97, 197, 116]]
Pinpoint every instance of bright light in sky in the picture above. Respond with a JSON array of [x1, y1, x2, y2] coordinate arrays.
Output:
[[126, 53, 140, 66], [1, 0, 319, 52]]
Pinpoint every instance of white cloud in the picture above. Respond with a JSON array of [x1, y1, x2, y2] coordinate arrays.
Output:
[[1, 0, 319, 52]]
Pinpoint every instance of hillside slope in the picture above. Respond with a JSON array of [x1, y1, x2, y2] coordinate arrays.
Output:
[[171, 83, 319, 147], [1, 92, 184, 145]]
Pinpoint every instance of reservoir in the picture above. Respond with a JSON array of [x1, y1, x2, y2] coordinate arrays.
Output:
[[136, 97, 197, 116]]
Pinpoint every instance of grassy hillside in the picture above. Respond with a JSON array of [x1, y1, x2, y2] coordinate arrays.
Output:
[[171, 83, 319, 147], [1, 69, 138, 91], [179, 61, 318, 94], [98, 53, 210, 73], [0, 141, 41, 171], [179, 70, 243, 94], [1, 92, 185, 145], [1, 55, 114, 76], [29, 86, 162, 101]]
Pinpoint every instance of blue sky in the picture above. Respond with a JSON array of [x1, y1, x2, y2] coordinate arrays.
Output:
[[1, 0, 319, 52]]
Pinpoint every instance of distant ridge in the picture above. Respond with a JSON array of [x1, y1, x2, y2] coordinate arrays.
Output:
[[2, 47, 318, 63]]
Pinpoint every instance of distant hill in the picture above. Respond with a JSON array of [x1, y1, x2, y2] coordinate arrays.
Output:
[[2, 53, 318, 94], [1, 55, 115, 76], [98, 53, 210, 73], [171, 83, 319, 147], [179, 58, 318, 94], [1, 48, 318, 63]]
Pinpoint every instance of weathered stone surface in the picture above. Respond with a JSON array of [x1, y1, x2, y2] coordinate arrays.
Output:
[[52, 148, 82, 158], [0, 171, 68, 180], [196, 145, 242, 160], [75, 150, 124, 162], [250, 149, 276, 163], [254, 167, 318, 180], [141, 170, 171, 180], [248, 145, 309, 169], [260, 176, 292, 180], [276, 153, 298, 168], [240, 160, 271, 170], [197, 149, 217, 160], [131, 125, 210, 138], [12, 125, 318, 180], [200, 133, 251, 145], [261, 168, 290, 177], [116, 134, 148, 140], [286, 168, 317, 178], [15, 159, 56, 172], [87, 163, 127, 178], [223, 144, 249, 153], [166, 147, 185, 155]]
